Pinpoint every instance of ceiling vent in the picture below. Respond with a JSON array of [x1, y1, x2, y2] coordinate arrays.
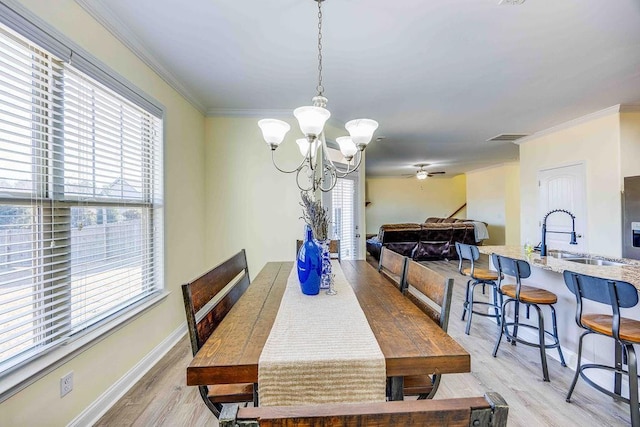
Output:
[[486, 134, 528, 142]]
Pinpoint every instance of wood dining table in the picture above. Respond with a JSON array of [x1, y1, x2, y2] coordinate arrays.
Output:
[[186, 260, 470, 401]]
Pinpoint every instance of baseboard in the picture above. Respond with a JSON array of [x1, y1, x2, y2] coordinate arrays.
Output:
[[67, 323, 187, 427]]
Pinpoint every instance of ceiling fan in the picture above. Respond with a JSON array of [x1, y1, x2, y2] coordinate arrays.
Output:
[[406, 164, 446, 180]]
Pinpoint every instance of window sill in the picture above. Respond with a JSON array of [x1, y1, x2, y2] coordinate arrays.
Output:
[[0, 291, 170, 403]]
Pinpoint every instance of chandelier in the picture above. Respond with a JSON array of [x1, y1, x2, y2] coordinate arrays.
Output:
[[257, 0, 378, 193]]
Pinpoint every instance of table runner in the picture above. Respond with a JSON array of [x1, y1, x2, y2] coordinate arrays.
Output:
[[258, 261, 386, 406]]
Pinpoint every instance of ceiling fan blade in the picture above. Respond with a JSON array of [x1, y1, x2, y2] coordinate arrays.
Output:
[[427, 171, 446, 177]]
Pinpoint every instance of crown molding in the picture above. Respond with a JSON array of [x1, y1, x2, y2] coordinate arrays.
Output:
[[466, 161, 520, 175], [515, 104, 631, 145], [206, 108, 347, 129], [206, 108, 292, 118], [620, 104, 640, 113], [74, 0, 206, 114]]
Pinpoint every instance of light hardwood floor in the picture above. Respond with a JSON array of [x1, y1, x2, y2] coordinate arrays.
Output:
[[96, 256, 631, 426]]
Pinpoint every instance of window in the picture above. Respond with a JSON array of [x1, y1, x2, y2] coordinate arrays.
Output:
[[329, 177, 358, 260], [0, 20, 163, 377]]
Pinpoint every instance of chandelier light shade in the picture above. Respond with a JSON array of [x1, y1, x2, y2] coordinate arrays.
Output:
[[258, 119, 291, 149], [416, 170, 428, 180], [296, 138, 320, 159], [335, 136, 357, 161], [293, 106, 331, 137], [258, 0, 378, 193], [345, 119, 379, 149]]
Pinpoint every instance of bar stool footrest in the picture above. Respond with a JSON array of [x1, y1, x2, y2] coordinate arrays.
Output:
[[503, 322, 561, 349], [578, 363, 640, 405], [468, 301, 501, 318]]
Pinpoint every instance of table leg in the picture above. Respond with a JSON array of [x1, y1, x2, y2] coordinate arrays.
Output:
[[253, 382, 259, 406], [388, 376, 405, 401]]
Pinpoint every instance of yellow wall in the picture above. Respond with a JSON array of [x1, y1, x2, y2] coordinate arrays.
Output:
[[504, 162, 521, 245], [519, 113, 621, 256], [205, 116, 304, 274], [1, 1, 207, 425], [365, 175, 467, 235], [466, 162, 520, 246]]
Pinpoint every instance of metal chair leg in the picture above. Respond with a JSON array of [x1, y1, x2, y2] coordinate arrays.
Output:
[[566, 331, 587, 402], [550, 305, 566, 367], [626, 344, 640, 427], [461, 279, 471, 321], [492, 285, 501, 326], [493, 299, 508, 357], [511, 300, 520, 346], [533, 304, 549, 381], [615, 342, 623, 398], [465, 282, 479, 335]]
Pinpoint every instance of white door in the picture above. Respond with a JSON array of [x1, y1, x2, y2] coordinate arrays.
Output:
[[538, 163, 587, 252], [325, 176, 359, 260]]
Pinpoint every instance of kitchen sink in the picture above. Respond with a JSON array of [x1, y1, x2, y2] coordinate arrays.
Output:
[[550, 251, 583, 259], [565, 258, 625, 266]]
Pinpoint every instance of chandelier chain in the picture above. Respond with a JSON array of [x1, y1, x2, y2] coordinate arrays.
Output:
[[316, 0, 324, 96], [258, 0, 378, 193]]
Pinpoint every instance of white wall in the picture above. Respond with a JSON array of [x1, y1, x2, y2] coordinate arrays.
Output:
[[1, 1, 207, 425], [365, 175, 467, 235], [519, 112, 621, 256], [466, 162, 520, 245]]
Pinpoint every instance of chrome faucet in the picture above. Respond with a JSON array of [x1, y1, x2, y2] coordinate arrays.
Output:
[[540, 209, 578, 256]]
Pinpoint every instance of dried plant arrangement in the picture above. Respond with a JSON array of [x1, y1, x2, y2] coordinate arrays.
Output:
[[300, 191, 329, 240]]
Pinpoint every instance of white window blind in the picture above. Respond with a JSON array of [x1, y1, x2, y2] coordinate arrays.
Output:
[[0, 23, 163, 375], [331, 178, 356, 260]]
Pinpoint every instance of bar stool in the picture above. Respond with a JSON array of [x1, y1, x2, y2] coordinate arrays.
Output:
[[456, 242, 502, 335], [563, 270, 640, 427], [492, 254, 566, 381]]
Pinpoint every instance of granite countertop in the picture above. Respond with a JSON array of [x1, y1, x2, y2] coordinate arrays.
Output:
[[479, 245, 640, 290]]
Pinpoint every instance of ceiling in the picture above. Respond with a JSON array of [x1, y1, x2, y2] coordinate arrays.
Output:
[[77, 0, 640, 177]]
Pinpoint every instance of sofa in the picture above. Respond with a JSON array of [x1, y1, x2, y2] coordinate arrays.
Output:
[[366, 217, 486, 261]]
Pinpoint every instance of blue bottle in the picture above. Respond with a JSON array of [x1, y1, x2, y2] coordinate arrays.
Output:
[[297, 225, 322, 295]]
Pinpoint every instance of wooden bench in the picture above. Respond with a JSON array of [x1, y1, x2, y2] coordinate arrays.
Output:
[[402, 260, 454, 399], [378, 246, 408, 291], [219, 392, 508, 427], [181, 249, 255, 418]]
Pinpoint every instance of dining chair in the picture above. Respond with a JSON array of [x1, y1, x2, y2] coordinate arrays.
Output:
[[401, 260, 454, 399], [296, 239, 341, 261], [378, 246, 408, 291], [220, 392, 508, 427], [181, 249, 256, 418], [492, 254, 566, 382], [456, 242, 502, 335], [563, 270, 640, 426]]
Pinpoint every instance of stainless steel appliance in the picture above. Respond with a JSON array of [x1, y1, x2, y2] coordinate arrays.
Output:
[[622, 175, 640, 260]]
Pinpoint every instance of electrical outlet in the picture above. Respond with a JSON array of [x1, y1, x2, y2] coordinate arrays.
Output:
[[60, 372, 73, 397]]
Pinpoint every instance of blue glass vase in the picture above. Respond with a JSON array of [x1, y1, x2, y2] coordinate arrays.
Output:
[[297, 225, 322, 295]]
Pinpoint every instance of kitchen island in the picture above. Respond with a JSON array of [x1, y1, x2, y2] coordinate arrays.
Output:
[[478, 245, 640, 390], [480, 245, 640, 289]]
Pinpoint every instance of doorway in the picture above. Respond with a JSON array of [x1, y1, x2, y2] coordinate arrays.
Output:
[[538, 163, 587, 252], [324, 175, 359, 260]]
